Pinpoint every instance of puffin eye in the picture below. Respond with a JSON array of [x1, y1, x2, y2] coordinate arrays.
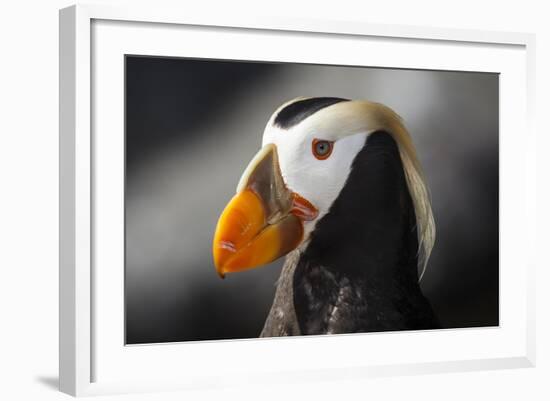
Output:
[[312, 139, 334, 160]]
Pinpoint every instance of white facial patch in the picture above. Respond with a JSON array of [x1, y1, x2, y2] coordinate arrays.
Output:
[[262, 124, 368, 241]]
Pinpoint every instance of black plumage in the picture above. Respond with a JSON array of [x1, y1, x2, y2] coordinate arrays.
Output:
[[261, 131, 439, 337], [273, 97, 349, 129]]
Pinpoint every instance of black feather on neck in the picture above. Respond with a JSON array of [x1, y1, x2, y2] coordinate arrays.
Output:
[[292, 131, 439, 335]]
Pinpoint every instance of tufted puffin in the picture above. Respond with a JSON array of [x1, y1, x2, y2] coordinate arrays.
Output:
[[213, 97, 439, 336]]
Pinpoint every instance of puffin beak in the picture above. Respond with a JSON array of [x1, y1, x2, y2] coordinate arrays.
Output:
[[213, 144, 318, 278]]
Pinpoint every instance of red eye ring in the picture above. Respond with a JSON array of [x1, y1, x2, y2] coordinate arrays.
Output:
[[312, 139, 334, 160]]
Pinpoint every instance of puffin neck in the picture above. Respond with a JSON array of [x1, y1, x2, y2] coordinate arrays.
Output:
[[297, 130, 420, 285]]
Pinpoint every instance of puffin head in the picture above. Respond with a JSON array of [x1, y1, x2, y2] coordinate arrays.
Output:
[[213, 97, 435, 280]]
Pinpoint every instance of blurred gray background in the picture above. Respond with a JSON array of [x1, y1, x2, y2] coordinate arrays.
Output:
[[125, 56, 498, 344]]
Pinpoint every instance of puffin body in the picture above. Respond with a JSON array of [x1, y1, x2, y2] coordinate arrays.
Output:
[[213, 97, 439, 337]]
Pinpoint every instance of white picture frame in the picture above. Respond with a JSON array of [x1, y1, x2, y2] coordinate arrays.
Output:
[[59, 3, 536, 397]]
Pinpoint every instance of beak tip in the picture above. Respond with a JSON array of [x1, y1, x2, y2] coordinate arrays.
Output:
[[213, 244, 230, 279], [216, 268, 226, 279]]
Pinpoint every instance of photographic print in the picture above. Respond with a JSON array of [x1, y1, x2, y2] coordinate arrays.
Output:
[[125, 56, 498, 344]]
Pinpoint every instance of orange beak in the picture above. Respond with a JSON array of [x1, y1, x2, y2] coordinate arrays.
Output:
[[213, 144, 318, 278]]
